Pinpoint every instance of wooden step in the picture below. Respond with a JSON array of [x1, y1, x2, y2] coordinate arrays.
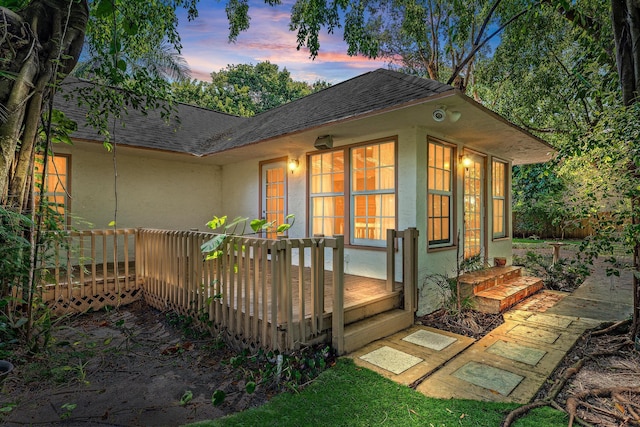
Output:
[[458, 266, 522, 299], [344, 292, 403, 325], [342, 309, 414, 354], [473, 276, 544, 314]]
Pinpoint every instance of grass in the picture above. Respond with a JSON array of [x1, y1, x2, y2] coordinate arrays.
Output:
[[186, 359, 567, 427]]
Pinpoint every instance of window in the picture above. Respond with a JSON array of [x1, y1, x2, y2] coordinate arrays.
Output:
[[427, 141, 454, 247], [34, 154, 70, 227], [309, 139, 395, 246], [492, 159, 507, 238], [310, 151, 345, 237]]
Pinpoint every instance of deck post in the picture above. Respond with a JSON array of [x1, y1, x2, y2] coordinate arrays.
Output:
[[331, 235, 345, 355], [386, 229, 396, 292], [402, 228, 419, 313]]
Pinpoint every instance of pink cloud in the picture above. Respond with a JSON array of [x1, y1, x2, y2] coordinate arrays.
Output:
[[177, 3, 387, 84]]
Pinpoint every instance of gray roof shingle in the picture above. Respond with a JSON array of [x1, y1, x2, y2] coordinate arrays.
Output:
[[55, 78, 247, 156], [205, 69, 454, 154], [57, 70, 454, 156]]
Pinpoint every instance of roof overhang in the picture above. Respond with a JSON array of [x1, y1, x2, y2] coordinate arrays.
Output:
[[205, 90, 555, 166]]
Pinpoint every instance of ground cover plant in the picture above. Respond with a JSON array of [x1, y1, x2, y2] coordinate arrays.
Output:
[[187, 358, 567, 427]]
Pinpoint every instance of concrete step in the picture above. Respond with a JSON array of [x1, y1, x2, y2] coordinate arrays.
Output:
[[473, 276, 544, 314], [343, 309, 414, 354], [458, 266, 522, 299]]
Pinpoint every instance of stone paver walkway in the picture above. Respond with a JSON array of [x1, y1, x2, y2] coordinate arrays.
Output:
[[347, 264, 633, 403]]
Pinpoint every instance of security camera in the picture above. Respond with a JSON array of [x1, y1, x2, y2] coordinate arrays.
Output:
[[432, 109, 446, 122]]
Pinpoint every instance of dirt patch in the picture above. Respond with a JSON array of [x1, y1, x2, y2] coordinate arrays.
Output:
[[0, 301, 270, 426], [417, 308, 503, 339]]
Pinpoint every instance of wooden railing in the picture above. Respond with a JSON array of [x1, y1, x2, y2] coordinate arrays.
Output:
[[40, 227, 418, 354], [40, 228, 140, 313], [386, 227, 419, 313], [136, 229, 344, 352]]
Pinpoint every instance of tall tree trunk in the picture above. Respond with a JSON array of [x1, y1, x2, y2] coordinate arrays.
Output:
[[611, 0, 640, 340], [0, 0, 88, 207]]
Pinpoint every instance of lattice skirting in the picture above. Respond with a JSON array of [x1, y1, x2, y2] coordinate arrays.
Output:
[[47, 288, 142, 315]]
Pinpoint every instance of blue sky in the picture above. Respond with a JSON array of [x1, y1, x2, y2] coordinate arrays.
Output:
[[176, 2, 388, 84]]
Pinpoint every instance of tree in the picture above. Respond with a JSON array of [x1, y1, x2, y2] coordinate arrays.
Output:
[[171, 61, 330, 116]]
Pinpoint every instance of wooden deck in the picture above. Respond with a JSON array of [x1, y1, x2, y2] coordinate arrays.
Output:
[[40, 228, 419, 353], [43, 261, 401, 321]]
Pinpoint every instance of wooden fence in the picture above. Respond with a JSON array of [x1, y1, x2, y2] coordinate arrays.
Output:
[[135, 229, 345, 352], [41, 228, 140, 313]]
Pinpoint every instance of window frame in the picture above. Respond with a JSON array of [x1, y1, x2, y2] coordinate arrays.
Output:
[[427, 138, 456, 249], [34, 153, 71, 228], [491, 158, 509, 239], [307, 137, 397, 248]]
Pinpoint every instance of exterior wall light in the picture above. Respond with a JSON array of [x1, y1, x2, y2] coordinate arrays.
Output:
[[460, 154, 473, 168], [288, 158, 299, 173]]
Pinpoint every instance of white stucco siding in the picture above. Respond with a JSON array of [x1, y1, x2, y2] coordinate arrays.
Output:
[[59, 142, 222, 231], [220, 159, 260, 222]]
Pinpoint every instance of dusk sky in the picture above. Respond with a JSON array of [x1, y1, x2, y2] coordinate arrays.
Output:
[[176, 2, 388, 84]]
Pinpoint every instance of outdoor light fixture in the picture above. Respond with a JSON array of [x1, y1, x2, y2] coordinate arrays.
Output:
[[432, 105, 462, 123], [288, 158, 299, 173], [460, 154, 473, 168]]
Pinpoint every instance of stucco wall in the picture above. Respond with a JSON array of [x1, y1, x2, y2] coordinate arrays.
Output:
[[58, 142, 222, 231]]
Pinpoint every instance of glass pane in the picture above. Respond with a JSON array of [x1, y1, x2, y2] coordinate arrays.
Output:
[[353, 148, 364, 169], [365, 168, 376, 191], [382, 194, 394, 216], [380, 142, 394, 166], [311, 176, 321, 194], [333, 174, 344, 192], [353, 170, 364, 191], [380, 166, 394, 190]]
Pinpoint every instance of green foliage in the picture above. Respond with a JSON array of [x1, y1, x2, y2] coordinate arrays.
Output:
[[513, 251, 590, 292], [189, 358, 567, 427], [201, 214, 295, 260], [211, 344, 336, 406], [171, 62, 330, 116]]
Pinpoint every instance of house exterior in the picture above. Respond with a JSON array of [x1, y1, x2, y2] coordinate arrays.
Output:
[[49, 69, 553, 315]]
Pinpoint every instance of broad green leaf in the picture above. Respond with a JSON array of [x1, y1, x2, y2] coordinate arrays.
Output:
[[250, 218, 267, 232], [212, 390, 226, 406], [180, 390, 193, 405], [95, 0, 114, 18], [245, 381, 256, 394], [206, 216, 227, 230], [201, 234, 226, 253]]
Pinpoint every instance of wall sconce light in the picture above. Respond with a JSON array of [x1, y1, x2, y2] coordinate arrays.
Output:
[[288, 158, 299, 173], [459, 154, 473, 168]]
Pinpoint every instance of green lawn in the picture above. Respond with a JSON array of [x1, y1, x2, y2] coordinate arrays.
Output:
[[187, 359, 566, 426]]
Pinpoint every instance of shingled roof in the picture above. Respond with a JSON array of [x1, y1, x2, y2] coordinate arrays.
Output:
[[55, 78, 247, 156], [56, 69, 455, 156], [204, 69, 454, 154]]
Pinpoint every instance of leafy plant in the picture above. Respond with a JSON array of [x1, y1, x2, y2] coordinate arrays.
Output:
[[201, 214, 295, 260], [513, 251, 589, 292], [59, 403, 76, 420], [211, 344, 335, 406]]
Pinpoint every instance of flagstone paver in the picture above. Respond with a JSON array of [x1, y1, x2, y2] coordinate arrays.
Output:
[[348, 326, 474, 385], [346, 265, 632, 404]]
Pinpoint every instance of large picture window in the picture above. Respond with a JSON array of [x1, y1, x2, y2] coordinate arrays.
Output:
[[492, 159, 507, 238], [309, 139, 396, 247], [427, 141, 454, 247]]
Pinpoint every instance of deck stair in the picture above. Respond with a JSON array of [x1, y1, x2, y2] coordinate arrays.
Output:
[[458, 266, 543, 314], [337, 286, 414, 354]]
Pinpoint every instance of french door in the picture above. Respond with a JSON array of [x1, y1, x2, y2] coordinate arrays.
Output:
[[260, 160, 287, 239], [463, 153, 485, 259]]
